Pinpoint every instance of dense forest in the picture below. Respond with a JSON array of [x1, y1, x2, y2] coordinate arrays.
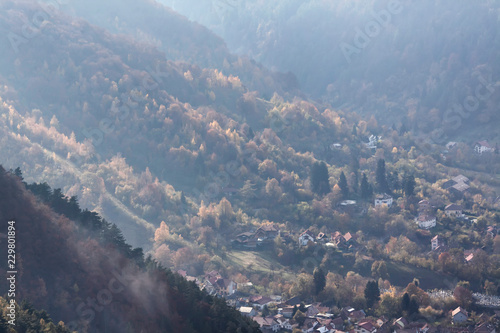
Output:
[[0, 167, 260, 332]]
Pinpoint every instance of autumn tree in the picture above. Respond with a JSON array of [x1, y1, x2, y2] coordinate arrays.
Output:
[[371, 260, 389, 280], [454, 285, 473, 309]]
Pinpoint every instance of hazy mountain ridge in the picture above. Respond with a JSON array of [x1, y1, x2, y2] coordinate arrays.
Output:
[[159, 0, 500, 141]]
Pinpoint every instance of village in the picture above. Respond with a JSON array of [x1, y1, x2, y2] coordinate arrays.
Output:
[[175, 175, 500, 333]]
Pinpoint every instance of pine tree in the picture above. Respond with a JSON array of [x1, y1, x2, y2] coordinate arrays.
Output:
[[403, 174, 416, 197], [360, 173, 372, 200], [338, 171, 349, 198], [364, 281, 381, 308], [401, 292, 410, 312], [313, 267, 326, 295], [311, 162, 330, 195], [14, 167, 23, 181], [399, 123, 407, 135], [408, 296, 419, 315], [376, 159, 389, 193]]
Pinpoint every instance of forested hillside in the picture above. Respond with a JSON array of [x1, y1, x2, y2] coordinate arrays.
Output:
[[0, 167, 260, 332], [160, 0, 500, 141]]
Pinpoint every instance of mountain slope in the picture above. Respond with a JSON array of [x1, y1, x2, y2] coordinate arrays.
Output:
[[159, 0, 500, 140], [0, 167, 261, 332]]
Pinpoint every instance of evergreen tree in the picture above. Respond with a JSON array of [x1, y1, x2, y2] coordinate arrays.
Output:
[[313, 267, 326, 295], [14, 167, 23, 181], [403, 174, 416, 197], [262, 305, 270, 317], [311, 162, 330, 195], [338, 171, 349, 198], [388, 171, 400, 191], [401, 292, 410, 312], [360, 173, 372, 200], [352, 171, 359, 194], [399, 123, 408, 135], [408, 296, 419, 315], [352, 125, 357, 136], [376, 159, 389, 193], [364, 280, 381, 308]]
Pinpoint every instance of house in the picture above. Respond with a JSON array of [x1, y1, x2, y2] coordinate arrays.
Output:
[[255, 224, 280, 240], [250, 295, 274, 310], [452, 307, 468, 323], [446, 142, 457, 150], [203, 271, 237, 296], [416, 214, 437, 229], [445, 204, 464, 217], [452, 175, 470, 184], [418, 200, 430, 210], [274, 315, 294, 331], [341, 307, 366, 323], [442, 180, 457, 190], [299, 230, 316, 246], [356, 321, 377, 333], [232, 232, 258, 249], [450, 182, 470, 195], [393, 317, 409, 330], [331, 317, 345, 330], [365, 135, 381, 149], [285, 296, 302, 306], [418, 200, 434, 216], [306, 304, 330, 317], [301, 318, 320, 333], [239, 306, 256, 317], [431, 235, 445, 251], [475, 141, 495, 155], [279, 305, 295, 318], [340, 200, 357, 207], [464, 250, 475, 263], [315, 318, 337, 333], [375, 193, 393, 207], [331, 231, 346, 247], [317, 232, 328, 242], [253, 316, 280, 332]]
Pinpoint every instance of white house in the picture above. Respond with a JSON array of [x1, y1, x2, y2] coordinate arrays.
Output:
[[239, 307, 256, 317], [275, 317, 293, 331], [375, 193, 393, 207], [452, 307, 468, 323], [431, 235, 445, 251], [365, 135, 381, 149], [474, 141, 495, 155], [416, 214, 437, 229], [299, 230, 316, 246], [445, 204, 464, 217]]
